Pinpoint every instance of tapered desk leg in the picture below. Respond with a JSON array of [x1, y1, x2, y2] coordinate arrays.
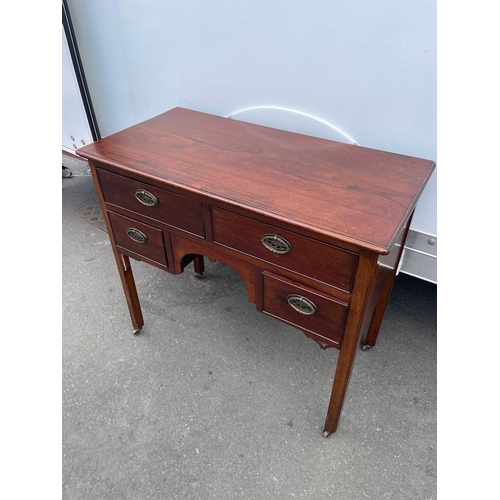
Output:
[[115, 253, 144, 334], [362, 213, 413, 350], [323, 252, 380, 437], [362, 273, 396, 350], [88, 160, 145, 334], [323, 332, 361, 437], [193, 255, 205, 277]]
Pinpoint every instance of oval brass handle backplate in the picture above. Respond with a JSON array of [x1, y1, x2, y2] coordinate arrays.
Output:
[[127, 228, 148, 244], [287, 294, 317, 315], [261, 234, 292, 254], [135, 189, 158, 207]]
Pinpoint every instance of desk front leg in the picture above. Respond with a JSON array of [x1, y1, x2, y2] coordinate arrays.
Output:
[[323, 253, 378, 437], [88, 160, 144, 335], [115, 252, 144, 334], [323, 321, 364, 437]]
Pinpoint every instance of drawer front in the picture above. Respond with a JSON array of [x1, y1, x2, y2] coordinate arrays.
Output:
[[262, 272, 348, 347], [108, 211, 168, 268], [97, 168, 204, 237], [212, 208, 358, 292]]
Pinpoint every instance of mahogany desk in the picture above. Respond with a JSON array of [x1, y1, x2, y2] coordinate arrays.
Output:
[[77, 107, 435, 437]]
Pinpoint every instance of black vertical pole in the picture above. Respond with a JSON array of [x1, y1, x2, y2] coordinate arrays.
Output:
[[62, 0, 101, 142]]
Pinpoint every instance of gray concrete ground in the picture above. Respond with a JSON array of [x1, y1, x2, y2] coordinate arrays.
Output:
[[62, 154, 437, 499]]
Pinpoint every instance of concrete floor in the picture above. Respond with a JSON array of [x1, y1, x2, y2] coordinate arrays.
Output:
[[62, 154, 437, 499]]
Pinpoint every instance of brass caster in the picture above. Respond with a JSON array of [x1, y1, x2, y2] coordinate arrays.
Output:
[[133, 328, 142, 335], [361, 343, 372, 351], [322, 430, 332, 438]]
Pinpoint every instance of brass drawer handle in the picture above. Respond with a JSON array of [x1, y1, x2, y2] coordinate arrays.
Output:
[[127, 228, 148, 244], [287, 294, 317, 315], [261, 234, 292, 254], [135, 189, 158, 207]]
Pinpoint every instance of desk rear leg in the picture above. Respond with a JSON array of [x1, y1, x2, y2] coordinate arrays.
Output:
[[193, 255, 205, 278], [362, 273, 396, 351], [362, 213, 412, 351]]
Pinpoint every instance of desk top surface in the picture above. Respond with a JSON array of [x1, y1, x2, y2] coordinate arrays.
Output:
[[77, 107, 435, 254]]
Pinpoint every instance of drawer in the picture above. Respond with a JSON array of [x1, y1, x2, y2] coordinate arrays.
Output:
[[212, 208, 358, 292], [261, 271, 348, 347], [97, 168, 204, 237], [108, 211, 168, 268]]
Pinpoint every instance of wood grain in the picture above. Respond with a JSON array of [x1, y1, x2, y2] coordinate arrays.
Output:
[[78, 107, 435, 254]]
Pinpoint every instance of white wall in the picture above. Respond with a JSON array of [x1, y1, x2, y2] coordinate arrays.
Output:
[[67, 0, 436, 245], [62, 25, 93, 154]]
